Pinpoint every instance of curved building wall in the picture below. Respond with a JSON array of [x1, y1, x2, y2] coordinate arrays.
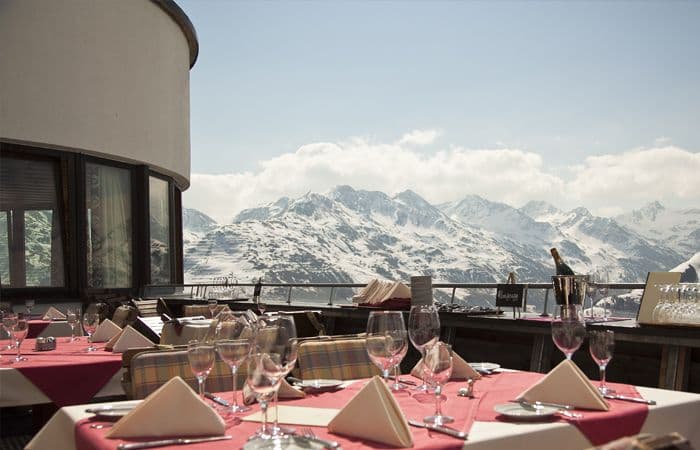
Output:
[[0, 0, 192, 188]]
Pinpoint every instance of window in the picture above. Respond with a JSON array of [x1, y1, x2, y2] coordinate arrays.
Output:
[[0, 155, 65, 287], [85, 162, 133, 288], [149, 176, 171, 283]]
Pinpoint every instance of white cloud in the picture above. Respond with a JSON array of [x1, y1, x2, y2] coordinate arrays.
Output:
[[396, 129, 441, 146], [184, 135, 700, 223]]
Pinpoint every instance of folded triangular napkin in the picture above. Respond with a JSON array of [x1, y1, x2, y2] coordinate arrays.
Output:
[[106, 376, 225, 438], [105, 325, 154, 353], [518, 359, 609, 411], [328, 376, 412, 448], [411, 351, 481, 380], [91, 319, 122, 343], [42, 306, 66, 320], [243, 379, 306, 405]]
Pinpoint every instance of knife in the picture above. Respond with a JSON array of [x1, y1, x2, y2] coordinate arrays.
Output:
[[604, 394, 656, 405], [116, 435, 232, 450], [510, 399, 574, 410], [407, 420, 468, 440], [204, 392, 231, 407]]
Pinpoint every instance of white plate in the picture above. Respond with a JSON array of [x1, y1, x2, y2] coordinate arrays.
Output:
[[469, 362, 501, 371], [494, 403, 559, 420], [295, 379, 343, 389], [85, 400, 141, 419]]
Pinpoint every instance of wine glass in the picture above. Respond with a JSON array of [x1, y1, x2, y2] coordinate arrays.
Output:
[[215, 315, 254, 414], [66, 308, 79, 342], [12, 314, 29, 362], [255, 315, 298, 436], [366, 311, 406, 386], [388, 330, 408, 391], [207, 298, 218, 318], [1, 311, 17, 350], [551, 316, 586, 360], [421, 341, 453, 425], [408, 304, 441, 391], [83, 308, 100, 352], [589, 330, 615, 394], [592, 270, 611, 321], [24, 299, 35, 317], [187, 340, 216, 401], [246, 352, 283, 439]]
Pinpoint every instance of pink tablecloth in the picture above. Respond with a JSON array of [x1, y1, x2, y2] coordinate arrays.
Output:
[[0, 339, 122, 406], [75, 373, 649, 450]]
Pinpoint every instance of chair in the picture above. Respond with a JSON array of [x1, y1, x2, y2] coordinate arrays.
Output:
[[267, 310, 326, 338], [296, 337, 380, 380], [130, 298, 159, 317], [126, 347, 244, 399]]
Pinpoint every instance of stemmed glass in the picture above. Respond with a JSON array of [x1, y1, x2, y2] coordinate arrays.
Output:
[[215, 315, 254, 414], [589, 330, 616, 394], [83, 306, 100, 352], [421, 341, 453, 425], [551, 310, 586, 360], [187, 340, 216, 401], [246, 352, 283, 439], [12, 314, 29, 362], [66, 308, 79, 341], [25, 300, 35, 317], [592, 270, 611, 321], [408, 304, 441, 391], [255, 315, 298, 436], [366, 311, 407, 387], [1, 311, 17, 350], [207, 298, 218, 318]]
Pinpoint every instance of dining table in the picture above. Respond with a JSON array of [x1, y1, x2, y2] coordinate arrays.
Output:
[[26, 370, 700, 450], [0, 338, 125, 407]]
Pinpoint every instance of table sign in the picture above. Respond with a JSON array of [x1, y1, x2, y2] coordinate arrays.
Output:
[[637, 272, 682, 325], [410, 276, 433, 306], [496, 283, 526, 318]]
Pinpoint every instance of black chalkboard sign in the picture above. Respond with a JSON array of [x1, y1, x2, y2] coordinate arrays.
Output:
[[496, 284, 525, 308]]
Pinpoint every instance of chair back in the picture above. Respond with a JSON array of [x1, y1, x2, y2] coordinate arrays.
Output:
[[182, 304, 231, 318], [131, 298, 159, 317], [128, 348, 244, 399], [267, 310, 325, 338], [297, 337, 380, 380]]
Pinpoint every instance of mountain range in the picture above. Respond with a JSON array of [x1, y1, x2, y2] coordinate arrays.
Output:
[[182, 186, 699, 288]]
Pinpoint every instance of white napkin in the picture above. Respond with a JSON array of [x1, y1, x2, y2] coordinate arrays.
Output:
[[91, 319, 122, 343], [243, 379, 306, 405], [105, 325, 154, 353], [517, 359, 609, 411], [42, 306, 66, 320], [106, 376, 225, 438], [411, 350, 481, 380], [328, 375, 412, 448]]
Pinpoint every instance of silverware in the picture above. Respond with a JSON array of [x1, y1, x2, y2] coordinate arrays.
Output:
[[300, 427, 341, 449], [517, 400, 583, 419], [604, 394, 656, 405], [85, 406, 135, 414], [204, 392, 231, 407], [116, 436, 232, 450], [511, 399, 574, 410], [407, 420, 468, 440]]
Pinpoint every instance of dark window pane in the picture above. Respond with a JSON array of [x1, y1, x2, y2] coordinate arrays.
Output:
[[149, 177, 171, 283], [85, 163, 132, 288], [0, 155, 65, 287]]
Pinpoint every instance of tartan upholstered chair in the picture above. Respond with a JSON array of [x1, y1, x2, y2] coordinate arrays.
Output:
[[127, 348, 246, 399], [296, 337, 381, 380]]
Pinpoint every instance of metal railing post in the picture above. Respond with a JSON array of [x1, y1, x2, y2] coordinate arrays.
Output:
[[287, 286, 293, 305], [328, 286, 335, 306]]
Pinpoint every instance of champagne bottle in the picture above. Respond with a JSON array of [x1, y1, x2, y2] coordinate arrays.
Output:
[[550, 248, 575, 275]]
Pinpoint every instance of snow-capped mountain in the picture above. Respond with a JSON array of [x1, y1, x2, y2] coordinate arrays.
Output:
[[615, 201, 700, 257], [183, 186, 693, 288], [182, 207, 218, 246]]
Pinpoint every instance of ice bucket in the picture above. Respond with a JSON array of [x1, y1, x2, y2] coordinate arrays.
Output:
[[551, 275, 589, 306]]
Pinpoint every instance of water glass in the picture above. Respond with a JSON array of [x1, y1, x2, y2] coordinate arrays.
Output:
[[1, 311, 17, 350], [589, 330, 615, 394], [187, 340, 216, 400], [25, 299, 35, 317], [366, 311, 407, 386], [421, 341, 453, 425], [66, 308, 79, 341], [408, 304, 441, 391], [207, 298, 218, 318]]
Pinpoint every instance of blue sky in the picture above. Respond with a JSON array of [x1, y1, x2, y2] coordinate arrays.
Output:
[[178, 0, 699, 222]]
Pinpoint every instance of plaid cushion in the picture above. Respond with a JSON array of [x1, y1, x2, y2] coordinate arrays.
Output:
[[183, 305, 231, 318], [130, 349, 248, 399], [297, 338, 380, 380]]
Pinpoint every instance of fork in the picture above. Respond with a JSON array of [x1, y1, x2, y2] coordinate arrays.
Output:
[[301, 427, 341, 449]]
